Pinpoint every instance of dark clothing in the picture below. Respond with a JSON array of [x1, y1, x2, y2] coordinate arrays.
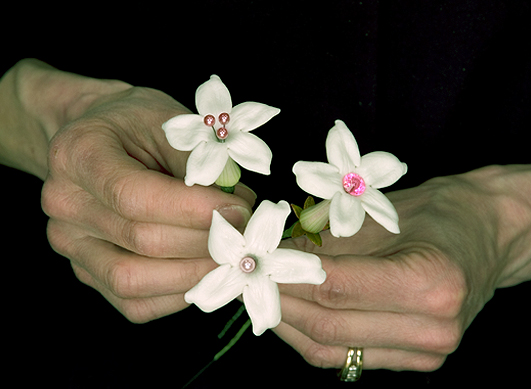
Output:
[[3, 1, 530, 387]]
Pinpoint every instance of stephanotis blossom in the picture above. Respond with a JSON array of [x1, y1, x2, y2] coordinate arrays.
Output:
[[162, 75, 280, 187], [293, 120, 407, 238], [185, 200, 326, 336]]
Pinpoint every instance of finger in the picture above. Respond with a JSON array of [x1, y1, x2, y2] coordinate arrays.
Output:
[[49, 128, 253, 229], [278, 251, 453, 315], [273, 322, 446, 371], [46, 189, 212, 258], [47, 220, 217, 298], [279, 294, 448, 353], [72, 263, 190, 323], [278, 254, 412, 312]]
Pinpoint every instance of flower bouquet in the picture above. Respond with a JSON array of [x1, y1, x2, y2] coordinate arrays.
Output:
[[162, 75, 407, 382]]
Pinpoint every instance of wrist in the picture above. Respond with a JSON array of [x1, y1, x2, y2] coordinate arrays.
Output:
[[0, 59, 130, 179], [464, 165, 531, 287], [16, 59, 132, 139]]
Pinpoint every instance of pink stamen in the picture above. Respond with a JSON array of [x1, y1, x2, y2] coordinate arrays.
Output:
[[240, 256, 256, 273], [204, 114, 215, 127], [219, 112, 230, 125], [216, 127, 228, 140], [342, 173, 366, 196]]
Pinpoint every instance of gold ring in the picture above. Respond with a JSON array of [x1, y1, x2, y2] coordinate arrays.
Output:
[[338, 347, 363, 382]]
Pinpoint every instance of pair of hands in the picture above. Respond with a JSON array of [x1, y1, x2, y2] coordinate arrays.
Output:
[[7, 60, 529, 373]]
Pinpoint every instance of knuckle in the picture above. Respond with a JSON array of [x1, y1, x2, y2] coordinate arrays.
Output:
[[49, 122, 98, 175], [422, 267, 468, 319], [410, 354, 447, 372], [307, 312, 341, 345], [416, 321, 462, 355], [71, 263, 93, 286], [123, 221, 163, 257], [108, 174, 140, 219], [106, 259, 143, 299], [46, 220, 71, 256], [41, 179, 66, 219], [174, 193, 199, 227], [301, 343, 340, 369], [406, 254, 468, 319], [40, 181, 55, 217], [312, 264, 352, 308], [118, 300, 157, 324]]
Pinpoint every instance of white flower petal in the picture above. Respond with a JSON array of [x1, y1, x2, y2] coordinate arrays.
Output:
[[184, 264, 247, 312], [242, 276, 281, 336], [329, 191, 366, 237], [184, 141, 229, 186], [292, 161, 343, 200], [264, 249, 326, 285], [230, 102, 281, 132], [208, 210, 247, 266], [326, 120, 361, 173], [361, 187, 400, 234], [358, 152, 408, 189], [162, 114, 212, 151], [195, 75, 232, 117], [244, 200, 290, 254], [227, 131, 272, 175]]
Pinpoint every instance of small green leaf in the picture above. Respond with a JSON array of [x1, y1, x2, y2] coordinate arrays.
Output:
[[282, 221, 298, 239], [291, 203, 303, 219], [306, 231, 323, 247], [291, 221, 305, 238], [304, 196, 315, 209]]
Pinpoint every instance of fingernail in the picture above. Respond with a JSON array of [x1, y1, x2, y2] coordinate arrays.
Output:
[[217, 205, 252, 228]]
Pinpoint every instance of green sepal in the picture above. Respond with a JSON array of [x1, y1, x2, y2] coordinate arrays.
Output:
[[282, 221, 298, 239], [304, 196, 316, 209], [291, 203, 303, 219], [220, 186, 235, 194], [306, 231, 323, 247], [291, 221, 306, 238]]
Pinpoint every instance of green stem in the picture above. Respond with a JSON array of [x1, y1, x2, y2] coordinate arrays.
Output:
[[213, 319, 251, 361]]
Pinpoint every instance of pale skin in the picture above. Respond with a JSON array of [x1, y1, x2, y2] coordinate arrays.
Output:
[[0, 59, 255, 322], [1, 59, 530, 372], [276, 167, 531, 370]]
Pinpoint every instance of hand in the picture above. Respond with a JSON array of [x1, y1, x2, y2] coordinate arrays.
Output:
[[2, 60, 256, 323], [275, 165, 531, 372]]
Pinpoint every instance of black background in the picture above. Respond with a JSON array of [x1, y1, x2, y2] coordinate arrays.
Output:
[[2, 1, 530, 387]]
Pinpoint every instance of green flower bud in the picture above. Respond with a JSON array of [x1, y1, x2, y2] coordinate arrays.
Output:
[[300, 199, 331, 233], [215, 157, 241, 188]]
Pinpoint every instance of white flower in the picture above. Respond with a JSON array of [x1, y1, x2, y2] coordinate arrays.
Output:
[[162, 75, 280, 186], [293, 120, 407, 238], [185, 200, 326, 336]]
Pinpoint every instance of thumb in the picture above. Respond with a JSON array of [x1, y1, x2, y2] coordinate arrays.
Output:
[[158, 140, 257, 221]]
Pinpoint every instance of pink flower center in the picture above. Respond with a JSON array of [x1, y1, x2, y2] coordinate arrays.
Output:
[[240, 256, 256, 273], [342, 173, 366, 196]]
